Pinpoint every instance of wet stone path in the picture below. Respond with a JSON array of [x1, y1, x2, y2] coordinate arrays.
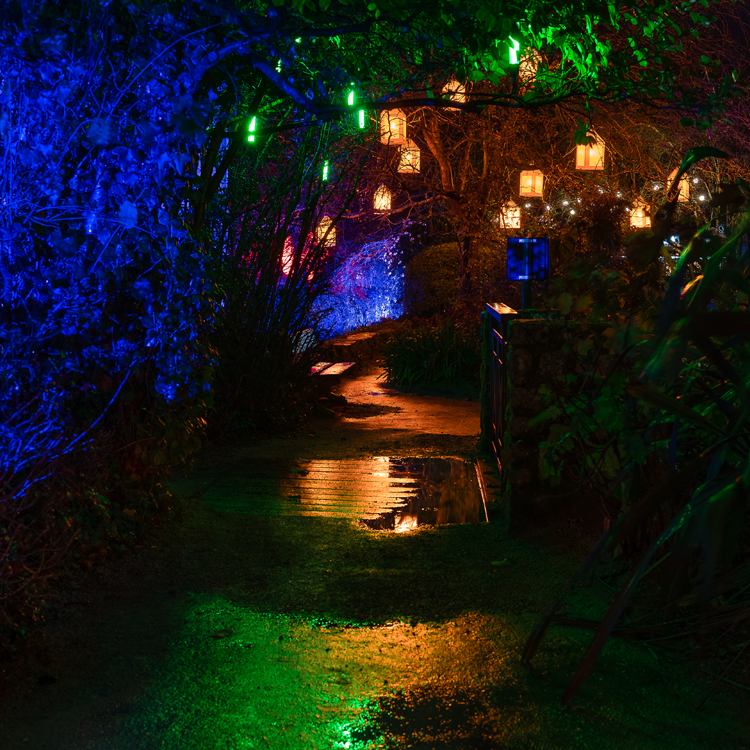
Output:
[[0, 365, 747, 749]]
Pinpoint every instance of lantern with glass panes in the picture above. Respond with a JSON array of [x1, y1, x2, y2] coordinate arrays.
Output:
[[498, 200, 521, 229], [519, 170, 544, 197], [575, 132, 605, 170], [442, 78, 467, 104], [398, 141, 420, 173], [316, 216, 336, 247], [667, 168, 690, 202], [379, 109, 407, 145], [374, 185, 391, 211], [629, 198, 651, 228], [519, 50, 542, 83]]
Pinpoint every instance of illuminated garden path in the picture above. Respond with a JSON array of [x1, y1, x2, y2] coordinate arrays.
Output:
[[0, 366, 746, 748]]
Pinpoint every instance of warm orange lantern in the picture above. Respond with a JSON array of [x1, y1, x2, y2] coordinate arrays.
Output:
[[519, 50, 542, 83], [499, 200, 521, 229], [379, 109, 407, 145], [519, 170, 544, 197], [316, 216, 336, 247], [630, 198, 651, 228], [667, 168, 690, 202], [442, 78, 467, 104], [575, 132, 605, 170], [374, 185, 391, 211], [398, 141, 420, 173]]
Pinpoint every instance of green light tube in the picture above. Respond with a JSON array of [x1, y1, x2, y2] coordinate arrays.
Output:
[[509, 36, 520, 65]]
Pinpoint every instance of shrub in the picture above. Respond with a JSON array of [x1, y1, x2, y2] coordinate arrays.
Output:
[[403, 243, 460, 317], [381, 320, 480, 387]]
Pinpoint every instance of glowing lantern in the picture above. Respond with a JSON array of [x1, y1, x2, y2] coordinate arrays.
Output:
[[499, 200, 521, 229], [379, 109, 407, 145], [398, 141, 420, 173], [374, 185, 391, 211], [575, 131, 605, 170], [630, 198, 651, 228], [667, 168, 690, 202], [442, 78, 467, 104], [247, 116, 257, 143], [519, 50, 542, 82], [519, 169, 544, 197], [316, 216, 336, 247], [322, 159, 329, 182]]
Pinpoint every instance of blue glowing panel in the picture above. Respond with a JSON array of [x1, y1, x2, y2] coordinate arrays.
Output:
[[507, 237, 549, 280]]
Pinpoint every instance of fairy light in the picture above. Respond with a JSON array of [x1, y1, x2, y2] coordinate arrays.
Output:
[[524, 203, 531, 208], [693, 178, 699, 183], [570, 209, 576, 214], [562, 200, 569, 206], [699, 195, 706, 201]]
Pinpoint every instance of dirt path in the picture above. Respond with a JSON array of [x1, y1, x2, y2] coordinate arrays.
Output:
[[0, 367, 746, 749]]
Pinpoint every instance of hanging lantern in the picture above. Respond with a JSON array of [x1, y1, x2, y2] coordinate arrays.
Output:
[[519, 50, 542, 83], [575, 131, 605, 170], [519, 169, 544, 197], [322, 159, 330, 182], [499, 200, 521, 229], [630, 198, 651, 228], [379, 109, 407, 145], [316, 216, 336, 247], [374, 185, 391, 211], [442, 78, 467, 104], [398, 141, 420, 173], [667, 168, 690, 202]]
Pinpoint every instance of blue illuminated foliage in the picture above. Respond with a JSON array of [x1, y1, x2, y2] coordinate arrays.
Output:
[[315, 240, 403, 337], [0, 4, 220, 478]]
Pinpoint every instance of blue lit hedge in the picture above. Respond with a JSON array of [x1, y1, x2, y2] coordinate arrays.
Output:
[[0, 4, 221, 477]]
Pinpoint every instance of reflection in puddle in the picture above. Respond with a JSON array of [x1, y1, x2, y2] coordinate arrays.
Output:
[[199, 456, 487, 529], [360, 457, 486, 531], [334, 685, 512, 749]]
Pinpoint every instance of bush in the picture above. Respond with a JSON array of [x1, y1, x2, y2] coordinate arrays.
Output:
[[381, 320, 480, 387], [403, 243, 460, 317]]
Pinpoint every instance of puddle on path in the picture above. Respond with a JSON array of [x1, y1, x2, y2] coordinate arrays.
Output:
[[199, 456, 486, 530]]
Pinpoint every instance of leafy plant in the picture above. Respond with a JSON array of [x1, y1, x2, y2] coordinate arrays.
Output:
[[524, 147, 750, 704], [381, 320, 480, 387]]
